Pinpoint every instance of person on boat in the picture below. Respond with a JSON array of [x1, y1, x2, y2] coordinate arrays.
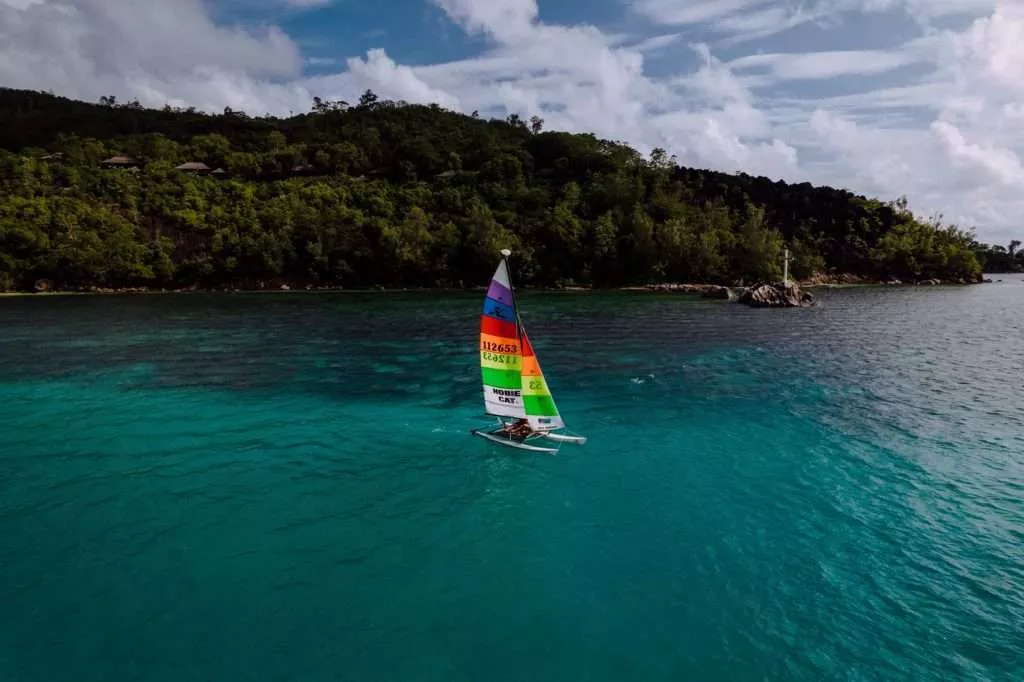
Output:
[[504, 418, 533, 440]]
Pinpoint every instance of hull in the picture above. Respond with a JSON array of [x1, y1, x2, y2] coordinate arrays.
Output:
[[540, 432, 587, 445], [471, 429, 559, 454]]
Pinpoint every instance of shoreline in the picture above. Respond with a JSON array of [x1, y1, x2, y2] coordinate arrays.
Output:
[[0, 277, 994, 298]]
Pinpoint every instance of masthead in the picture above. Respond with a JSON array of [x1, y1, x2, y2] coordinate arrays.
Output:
[[500, 249, 512, 257]]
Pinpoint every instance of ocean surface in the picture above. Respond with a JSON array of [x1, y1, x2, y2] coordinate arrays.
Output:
[[1, 279, 1022, 682]]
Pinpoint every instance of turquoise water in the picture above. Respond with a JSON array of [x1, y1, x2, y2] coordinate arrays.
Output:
[[1, 282, 1022, 681]]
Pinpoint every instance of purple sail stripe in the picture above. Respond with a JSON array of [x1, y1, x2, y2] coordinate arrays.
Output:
[[486, 279, 515, 307]]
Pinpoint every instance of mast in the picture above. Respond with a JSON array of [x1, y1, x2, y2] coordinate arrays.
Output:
[[500, 248, 524, 346], [783, 248, 790, 287]]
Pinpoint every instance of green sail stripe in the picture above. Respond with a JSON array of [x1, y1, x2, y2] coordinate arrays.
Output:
[[523, 394, 559, 416], [521, 375, 550, 397], [482, 367, 521, 389]]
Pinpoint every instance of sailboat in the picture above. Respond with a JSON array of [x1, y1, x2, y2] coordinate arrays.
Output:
[[471, 249, 587, 454]]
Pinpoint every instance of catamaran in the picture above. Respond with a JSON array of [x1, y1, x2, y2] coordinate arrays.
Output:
[[471, 249, 587, 454]]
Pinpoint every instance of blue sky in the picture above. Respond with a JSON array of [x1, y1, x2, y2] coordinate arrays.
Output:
[[0, 0, 1020, 244]]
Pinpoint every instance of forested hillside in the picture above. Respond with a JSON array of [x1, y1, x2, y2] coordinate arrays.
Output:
[[0, 87, 1011, 292]]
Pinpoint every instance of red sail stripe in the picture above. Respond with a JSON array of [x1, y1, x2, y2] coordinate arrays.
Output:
[[480, 315, 519, 339], [520, 329, 535, 357]]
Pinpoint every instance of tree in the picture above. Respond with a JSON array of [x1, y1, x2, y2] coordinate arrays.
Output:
[[190, 133, 231, 165], [358, 90, 379, 108], [649, 147, 671, 170], [732, 205, 783, 283]]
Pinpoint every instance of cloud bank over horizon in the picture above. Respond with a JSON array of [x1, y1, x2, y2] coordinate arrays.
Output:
[[0, 0, 1020, 244]]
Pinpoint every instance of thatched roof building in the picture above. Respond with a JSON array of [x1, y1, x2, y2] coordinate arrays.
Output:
[[101, 155, 138, 168], [175, 161, 212, 173]]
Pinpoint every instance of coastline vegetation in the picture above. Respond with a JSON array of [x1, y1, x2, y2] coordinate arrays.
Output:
[[0, 87, 1017, 293]]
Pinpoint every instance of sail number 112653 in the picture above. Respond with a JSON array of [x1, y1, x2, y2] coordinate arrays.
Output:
[[481, 341, 518, 354]]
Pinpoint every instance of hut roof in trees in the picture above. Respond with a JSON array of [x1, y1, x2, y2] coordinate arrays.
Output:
[[101, 155, 138, 167], [175, 161, 211, 172]]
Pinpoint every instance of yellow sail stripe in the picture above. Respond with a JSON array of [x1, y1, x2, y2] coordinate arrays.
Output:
[[521, 375, 550, 396], [480, 350, 522, 371]]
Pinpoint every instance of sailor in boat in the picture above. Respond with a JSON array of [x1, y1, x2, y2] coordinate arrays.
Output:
[[503, 418, 533, 441]]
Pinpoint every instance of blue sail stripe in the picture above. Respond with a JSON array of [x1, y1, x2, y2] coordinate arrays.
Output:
[[483, 297, 515, 322]]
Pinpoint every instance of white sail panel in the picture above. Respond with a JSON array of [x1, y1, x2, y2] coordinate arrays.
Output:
[[492, 258, 512, 289], [484, 386, 525, 417], [527, 414, 565, 431]]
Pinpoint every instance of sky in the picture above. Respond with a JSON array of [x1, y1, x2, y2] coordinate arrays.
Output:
[[0, 0, 1020, 244]]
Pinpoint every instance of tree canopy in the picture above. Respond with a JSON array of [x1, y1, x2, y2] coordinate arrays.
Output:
[[0, 86, 1012, 293]]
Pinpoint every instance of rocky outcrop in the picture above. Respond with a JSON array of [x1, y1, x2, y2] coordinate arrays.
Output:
[[701, 285, 735, 300], [802, 272, 870, 286], [644, 283, 739, 301], [739, 282, 815, 308]]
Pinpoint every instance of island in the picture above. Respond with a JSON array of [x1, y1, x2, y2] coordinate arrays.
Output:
[[0, 87, 1019, 294]]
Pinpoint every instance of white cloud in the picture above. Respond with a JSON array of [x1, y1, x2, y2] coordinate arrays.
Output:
[[632, 33, 682, 53], [636, 0, 768, 26], [0, 0, 302, 112], [637, 0, 1000, 43], [859, 0, 997, 19], [729, 49, 920, 81], [0, 0, 1021, 243], [334, 49, 462, 110], [931, 121, 1024, 186], [715, 6, 805, 37], [432, 0, 538, 41]]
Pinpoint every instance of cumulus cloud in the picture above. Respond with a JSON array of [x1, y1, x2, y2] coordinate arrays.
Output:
[[333, 49, 462, 111], [432, 0, 538, 40], [0, 0, 43, 8], [0, 0, 1021, 243], [931, 121, 1024, 186], [0, 0, 303, 111]]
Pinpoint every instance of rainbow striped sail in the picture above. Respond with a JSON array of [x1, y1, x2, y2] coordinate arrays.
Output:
[[479, 251, 564, 431]]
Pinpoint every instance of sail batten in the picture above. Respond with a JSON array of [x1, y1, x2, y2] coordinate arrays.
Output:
[[478, 253, 565, 431]]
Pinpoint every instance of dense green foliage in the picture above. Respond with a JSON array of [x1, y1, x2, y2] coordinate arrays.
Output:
[[0, 87, 1003, 292], [973, 241, 1024, 273]]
